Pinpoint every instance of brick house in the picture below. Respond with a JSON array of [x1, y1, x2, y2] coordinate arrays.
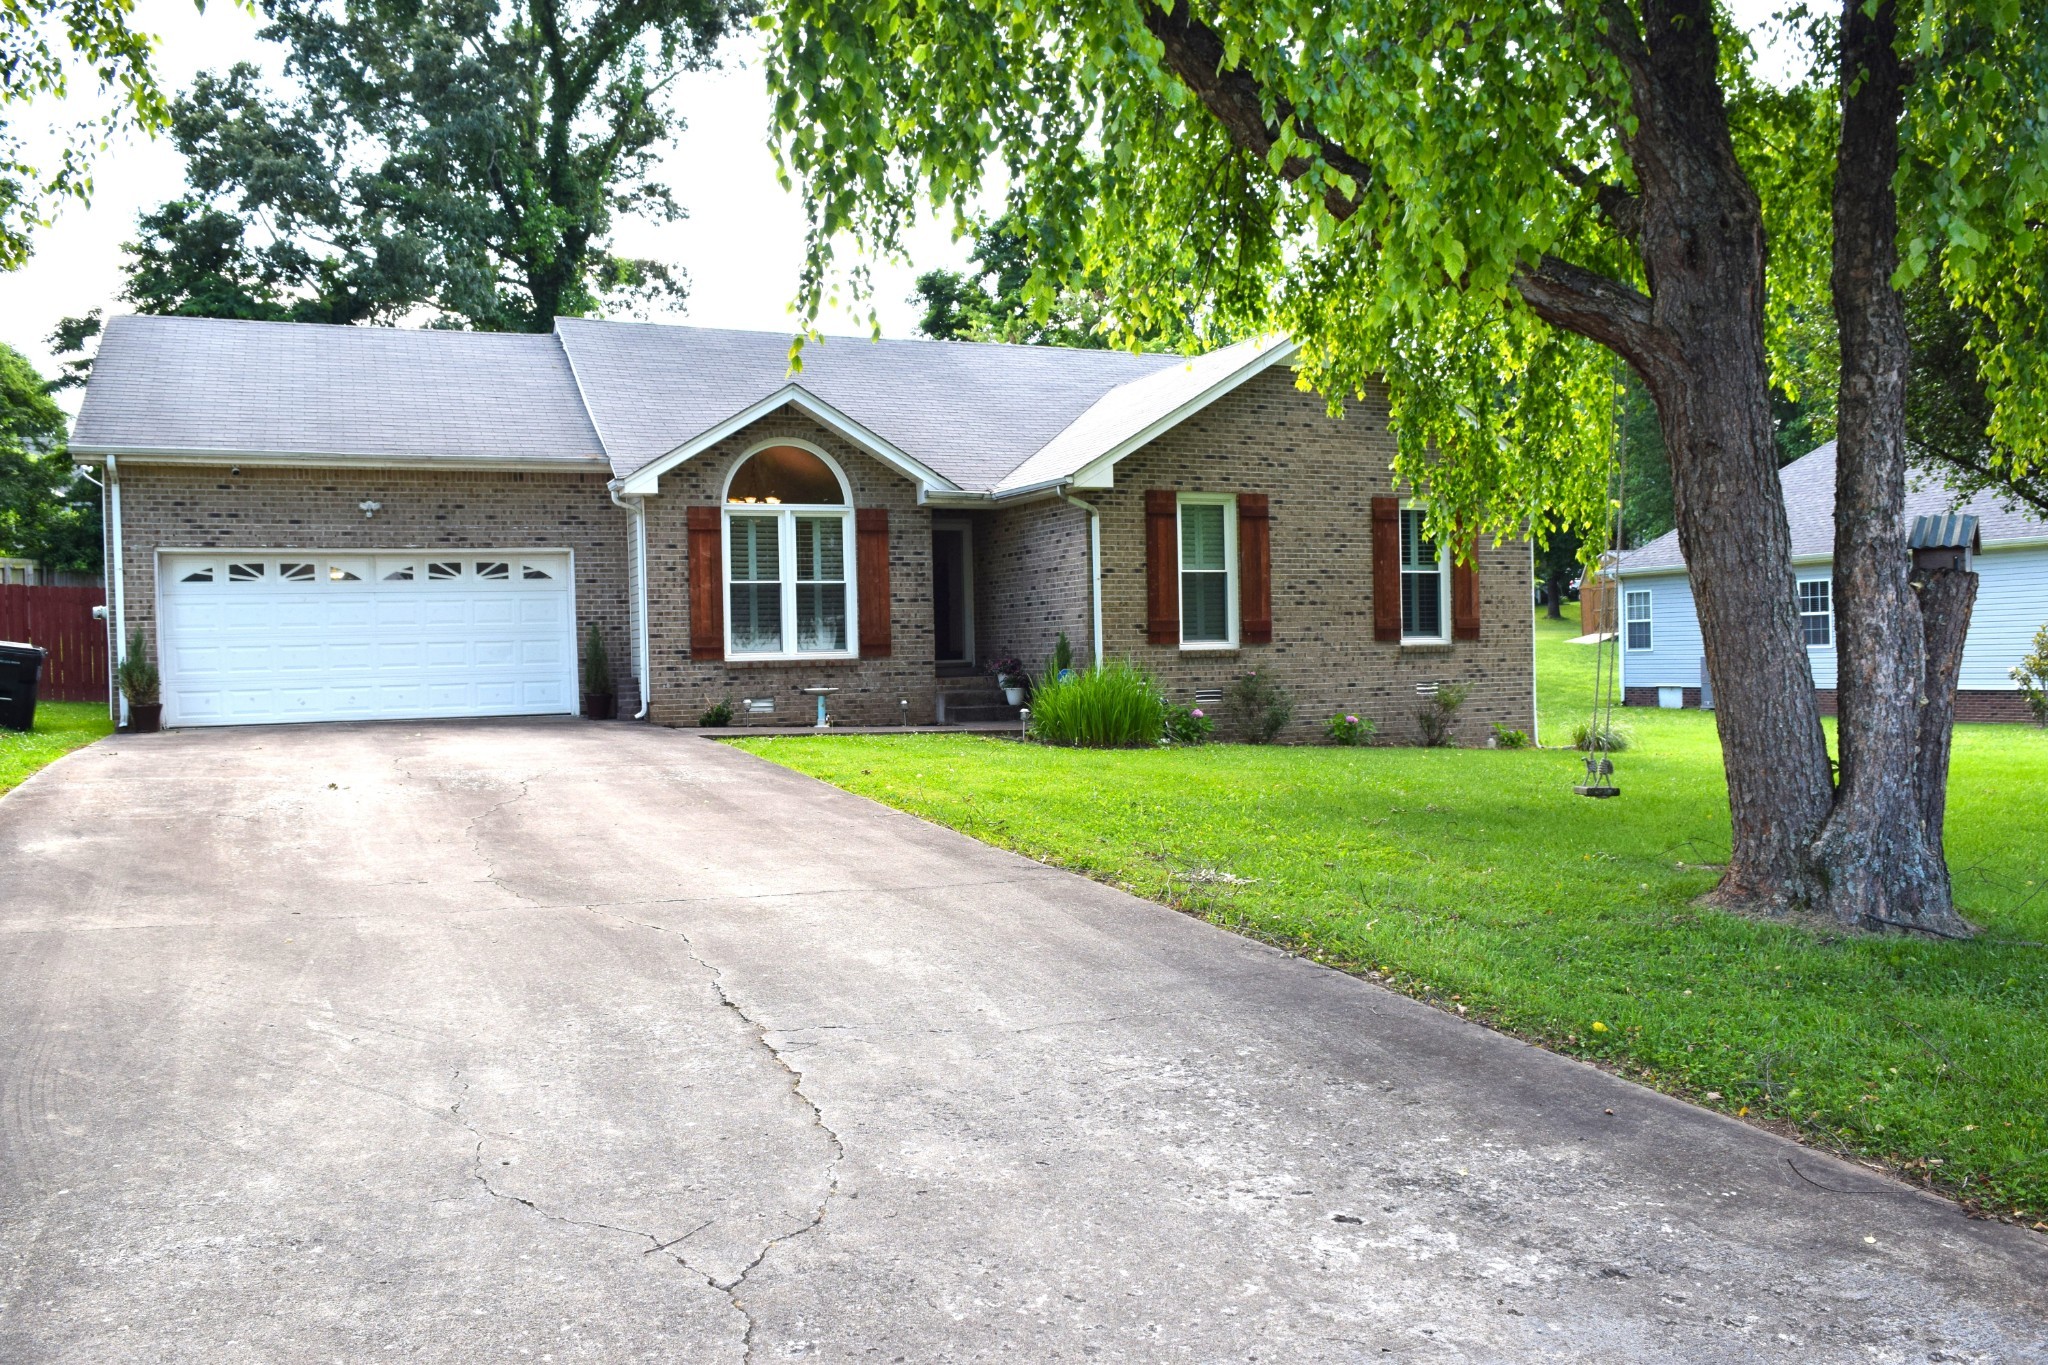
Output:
[[73, 314, 1534, 742]]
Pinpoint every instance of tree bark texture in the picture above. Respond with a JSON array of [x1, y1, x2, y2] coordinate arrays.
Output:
[[1912, 566, 1978, 878], [1812, 0, 1972, 935]]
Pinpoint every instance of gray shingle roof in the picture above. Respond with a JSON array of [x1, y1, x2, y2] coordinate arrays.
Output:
[[1612, 440, 2048, 574], [554, 317, 1184, 492], [72, 315, 606, 465]]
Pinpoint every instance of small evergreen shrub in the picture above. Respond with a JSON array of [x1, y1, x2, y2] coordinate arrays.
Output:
[[1027, 659, 1166, 747], [1163, 702, 1214, 745], [116, 627, 160, 706], [1050, 631, 1075, 677], [1416, 683, 1469, 747], [2013, 621, 2048, 726], [1325, 713, 1376, 746], [1570, 719, 1633, 752], [698, 699, 734, 727], [582, 624, 612, 695], [1223, 670, 1293, 743], [1490, 723, 1531, 749]]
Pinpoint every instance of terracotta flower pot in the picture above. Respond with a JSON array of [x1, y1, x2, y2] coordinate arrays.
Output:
[[583, 692, 618, 720], [127, 702, 163, 733]]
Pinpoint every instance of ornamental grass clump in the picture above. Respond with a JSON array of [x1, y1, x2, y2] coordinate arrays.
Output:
[[1027, 659, 1165, 748]]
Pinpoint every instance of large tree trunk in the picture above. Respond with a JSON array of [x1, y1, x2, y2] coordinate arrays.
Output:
[[1604, 0, 1835, 909], [1810, 0, 1973, 936]]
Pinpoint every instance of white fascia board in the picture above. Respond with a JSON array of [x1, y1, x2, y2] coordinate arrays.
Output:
[[617, 384, 960, 497], [67, 445, 610, 474], [1053, 337, 1301, 494]]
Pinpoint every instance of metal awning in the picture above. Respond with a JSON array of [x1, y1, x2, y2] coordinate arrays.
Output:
[[1908, 512, 1981, 553]]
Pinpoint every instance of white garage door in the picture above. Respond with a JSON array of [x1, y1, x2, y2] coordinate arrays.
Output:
[[158, 550, 577, 727]]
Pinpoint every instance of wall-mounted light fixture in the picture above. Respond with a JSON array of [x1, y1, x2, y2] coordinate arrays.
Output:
[[358, 500, 382, 519]]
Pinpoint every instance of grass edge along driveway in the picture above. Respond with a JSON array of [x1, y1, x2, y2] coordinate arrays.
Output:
[[735, 612, 2048, 1227], [0, 701, 114, 798]]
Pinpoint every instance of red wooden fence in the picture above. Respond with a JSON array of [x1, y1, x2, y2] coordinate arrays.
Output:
[[0, 584, 109, 702]]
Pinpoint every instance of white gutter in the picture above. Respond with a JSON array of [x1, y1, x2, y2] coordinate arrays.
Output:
[[607, 483, 651, 720], [1061, 491, 1105, 668], [107, 454, 127, 727]]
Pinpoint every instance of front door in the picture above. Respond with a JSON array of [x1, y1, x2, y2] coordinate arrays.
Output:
[[931, 522, 974, 666]]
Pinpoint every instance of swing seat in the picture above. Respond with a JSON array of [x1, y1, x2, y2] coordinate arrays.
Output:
[[1574, 784, 1621, 798]]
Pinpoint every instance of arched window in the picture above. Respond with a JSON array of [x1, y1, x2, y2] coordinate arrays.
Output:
[[723, 444, 855, 657]]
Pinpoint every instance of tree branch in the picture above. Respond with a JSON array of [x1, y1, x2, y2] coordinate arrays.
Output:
[[1514, 254, 1673, 382]]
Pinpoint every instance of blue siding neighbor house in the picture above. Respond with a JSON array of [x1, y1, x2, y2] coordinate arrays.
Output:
[[1611, 442, 2048, 722]]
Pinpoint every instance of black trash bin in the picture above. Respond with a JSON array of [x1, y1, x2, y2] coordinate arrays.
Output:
[[0, 640, 48, 733]]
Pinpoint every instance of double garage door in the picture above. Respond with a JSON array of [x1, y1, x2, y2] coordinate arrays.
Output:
[[158, 550, 577, 727]]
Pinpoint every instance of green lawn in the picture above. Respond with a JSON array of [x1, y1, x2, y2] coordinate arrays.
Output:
[[0, 701, 115, 798], [735, 603, 2048, 1224]]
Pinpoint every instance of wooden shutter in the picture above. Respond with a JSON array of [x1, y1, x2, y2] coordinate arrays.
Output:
[[1145, 489, 1179, 645], [857, 508, 891, 658], [687, 506, 724, 661], [1371, 496, 1401, 642], [1237, 493, 1272, 645], [1452, 536, 1481, 641]]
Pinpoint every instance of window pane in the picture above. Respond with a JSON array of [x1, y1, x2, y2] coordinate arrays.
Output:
[[1183, 570, 1228, 643], [728, 515, 780, 581], [796, 583, 848, 651], [727, 445, 846, 505], [795, 516, 844, 582], [1180, 502, 1226, 572], [1399, 509, 1437, 569], [1402, 568, 1443, 637], [730, 584, 783, 653], [1627, 620, 1652, 649]]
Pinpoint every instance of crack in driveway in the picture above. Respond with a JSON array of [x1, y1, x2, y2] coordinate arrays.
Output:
[[596, 910, 846, 1363]]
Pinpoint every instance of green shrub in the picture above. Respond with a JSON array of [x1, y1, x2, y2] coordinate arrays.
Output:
[[1163, 702, 1215, 745], [1570, 719, 1633, 752], [1051, 631, 1075, 676], [1223, 670, 1293, 743], [1416, 683, 1468, 747], [582, 624, 612, 695], [1325, 712, 1377, 746], [2013, 621, 2048, 726], [1490, 723, 1531, 749], [116, 627, 160, 706], [1027, 659, 1165, 747], [698, 699, 734, 727]]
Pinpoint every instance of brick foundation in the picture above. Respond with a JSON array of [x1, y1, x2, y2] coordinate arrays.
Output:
[[1625, 683, 2037, 724]]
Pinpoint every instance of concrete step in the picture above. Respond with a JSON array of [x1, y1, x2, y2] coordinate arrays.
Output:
[[946, 702, 1022, 724]]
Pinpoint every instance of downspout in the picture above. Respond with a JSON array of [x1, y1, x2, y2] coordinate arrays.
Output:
[[1060, 490, 1104, 667], [607, 482, 651, 720], [107, 454, 127, 727]]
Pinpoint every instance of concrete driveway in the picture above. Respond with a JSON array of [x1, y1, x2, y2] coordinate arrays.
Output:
[[2, 720, 2043, 1362]]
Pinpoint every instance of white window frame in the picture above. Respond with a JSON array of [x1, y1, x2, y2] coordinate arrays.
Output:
[[1398, 503, 1451, 645], [1624, 588, 1653, 651], [1176, 493, 1238, 650], [1796, 575, 1833, 650], [719, 439, 860, 663]]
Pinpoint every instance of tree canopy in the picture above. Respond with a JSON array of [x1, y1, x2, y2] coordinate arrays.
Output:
[[127, 0, 752, 330], [764, 0, 2043, 551], [0, 344, 98, 575], [2, 0, 187, 269], [913, 208, 1112, 347]]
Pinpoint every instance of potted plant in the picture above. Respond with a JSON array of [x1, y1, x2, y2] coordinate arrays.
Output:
[[989, 655, 1027, 706], [117, 627, 162, 733], [582, 625, 617, 720]]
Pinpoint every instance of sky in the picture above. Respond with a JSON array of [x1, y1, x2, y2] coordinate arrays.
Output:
[[0, 0, 976, 406], [1, 0, 1801, 410]]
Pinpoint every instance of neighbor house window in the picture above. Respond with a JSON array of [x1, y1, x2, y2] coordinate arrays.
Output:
[[1178, 495, 1235, 646], [724, 444, 854, 658], [1798, 577, 1833, 647], [1399, 508, 1448, 641], [1624, 588, 1653, 650]]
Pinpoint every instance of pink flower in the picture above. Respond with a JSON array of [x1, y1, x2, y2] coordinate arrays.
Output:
[[1346, 715, 1358, 724], [1191, 708, 1204, 718]]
